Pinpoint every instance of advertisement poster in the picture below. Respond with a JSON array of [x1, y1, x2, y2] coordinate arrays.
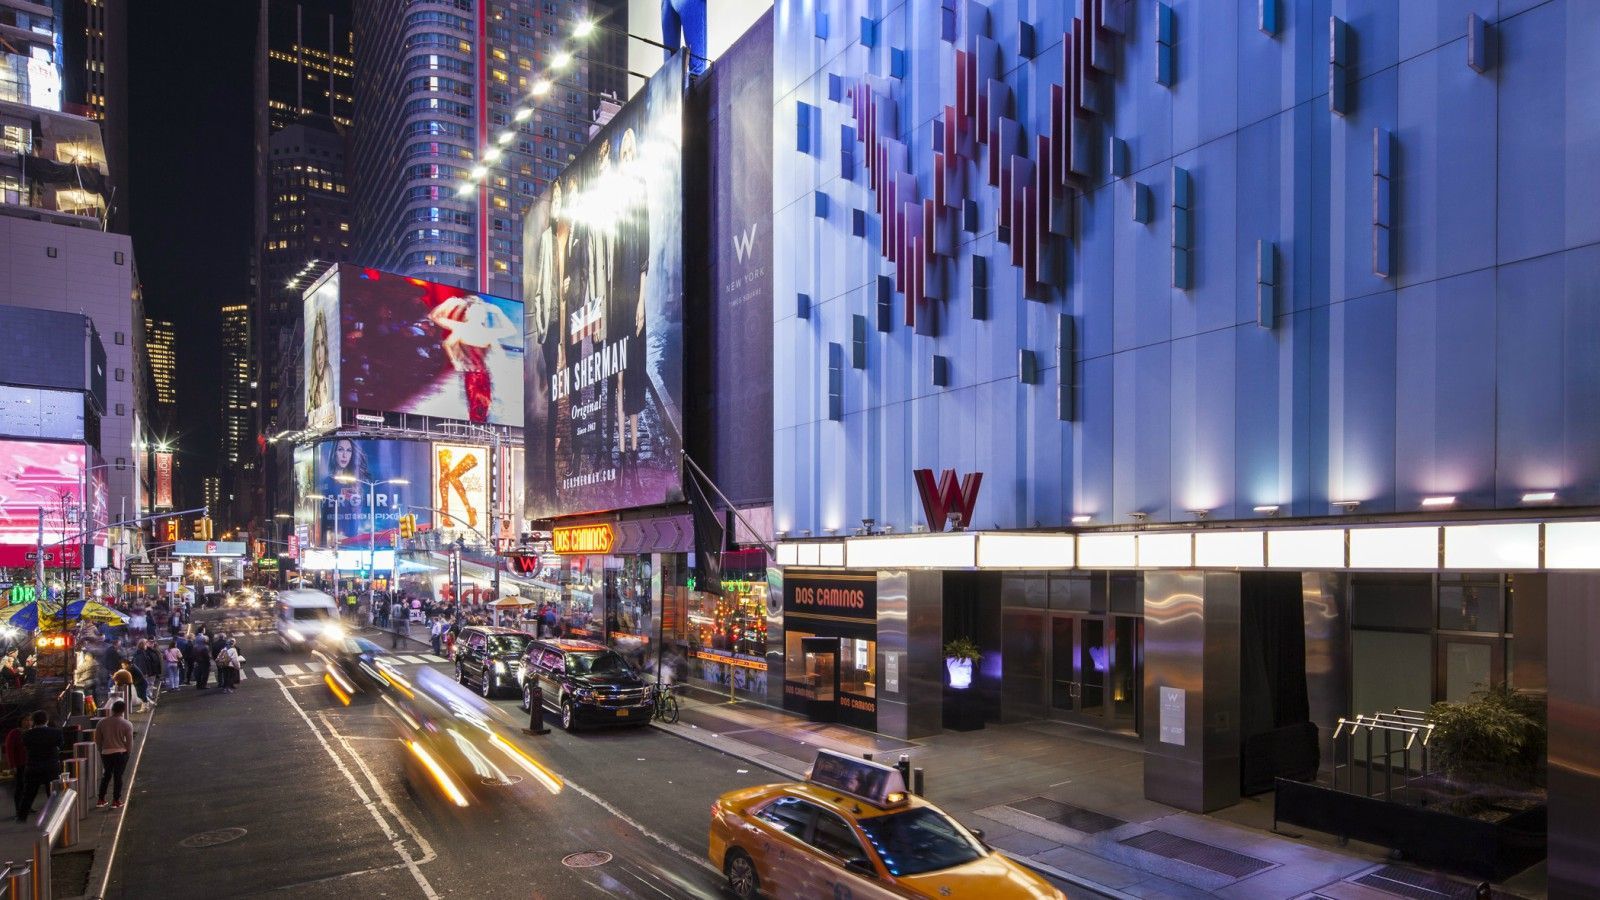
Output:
[[522, 54, 686, 519], [432, 443, 490, 540], [303, 275, 341, 431], [339, 268, 523, 426], [304, 437, 430, 548], [708, 13, 774, 505], [154, 450, 173, 509], [497, 446, 525, 539], [0, 441, 105, 547]]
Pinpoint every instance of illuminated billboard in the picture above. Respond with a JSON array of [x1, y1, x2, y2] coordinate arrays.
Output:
[[522, 54, 686, 518], [153, 450, 173, 509], [304, 274, 341, 431], [337, 267, 523, 426], [432, 443, 490, 542], [0, 386, 85, 441], [298, 437, 431, 549], [0, 440, 106, 548]]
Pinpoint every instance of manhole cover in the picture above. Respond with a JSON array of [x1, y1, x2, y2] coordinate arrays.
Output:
[[482, 774, 524, 787], [180, 827, 248, 849], [561, 851, 613, 869]]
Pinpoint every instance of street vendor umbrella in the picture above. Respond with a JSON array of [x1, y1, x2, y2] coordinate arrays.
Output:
[[5, 600, 63, 632], [57, 600, 129, 624], [489, 596, 535, 608]]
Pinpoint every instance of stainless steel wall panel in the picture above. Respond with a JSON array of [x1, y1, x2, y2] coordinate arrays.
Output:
[[1301, 571, 1349, 778], [1545, 573, 1600, 897], [876, 570, 910, 739]]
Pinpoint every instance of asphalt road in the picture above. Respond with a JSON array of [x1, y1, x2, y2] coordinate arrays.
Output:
[[103, 632, 776, 899]]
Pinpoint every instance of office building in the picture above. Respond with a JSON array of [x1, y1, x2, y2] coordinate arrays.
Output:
[[351, 0, 610, 298], [221, 303, 253, 467], [59, 0, 130, 233], [143, 316, 176, 435], [766, 0, 1597, 890]]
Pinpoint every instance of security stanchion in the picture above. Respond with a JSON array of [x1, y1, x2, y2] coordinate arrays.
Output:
[[523, 682, 549, 736]]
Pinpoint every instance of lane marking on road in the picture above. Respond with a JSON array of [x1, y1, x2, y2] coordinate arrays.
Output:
[[253, 667, 281, 679], [277, 678, 441, 899], [397, 655, 434, 665], [95, 693, 158, 900], [477, 705, 720, 879], [279, 663, 305, 675]]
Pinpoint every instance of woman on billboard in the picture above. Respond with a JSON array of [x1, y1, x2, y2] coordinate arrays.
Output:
[[427, 294, 518, 424], [319, 438, 369, 544]]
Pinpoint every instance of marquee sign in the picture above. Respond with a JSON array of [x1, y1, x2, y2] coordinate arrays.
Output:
[[551, 523, 615, 555]]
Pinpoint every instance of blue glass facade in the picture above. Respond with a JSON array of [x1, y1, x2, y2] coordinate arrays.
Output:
[[772, 0, 1600, 536]]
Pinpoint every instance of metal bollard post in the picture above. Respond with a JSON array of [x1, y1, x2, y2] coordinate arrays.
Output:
[[862, 752, 873, 762], [912, 767, 925, 797], [56, 777, 78, 849], [522, 682, 548, 736], [72, 744, 97, 806], [63, 759, 88, 820], [895, 754, 911, 788], [2, 862, 29, 900]]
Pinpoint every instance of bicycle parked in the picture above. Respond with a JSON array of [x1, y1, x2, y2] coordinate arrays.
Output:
[[651, 681, 679, 724]]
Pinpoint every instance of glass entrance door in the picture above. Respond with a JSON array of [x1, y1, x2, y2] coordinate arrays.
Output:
[[800, 636, 840, 723], [1049, 614, 1139, 733]]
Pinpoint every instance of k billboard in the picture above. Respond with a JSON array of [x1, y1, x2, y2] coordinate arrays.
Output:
[[432, 442, 490, 542], [299, 437, 431, 549], [522, 54, 687, 519], [0, 440, 107, 547]]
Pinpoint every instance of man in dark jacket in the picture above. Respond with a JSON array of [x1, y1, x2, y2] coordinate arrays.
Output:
[[14, 710, 62, 821], [190, 638, 212, 690], [175, 633, 191, 684]]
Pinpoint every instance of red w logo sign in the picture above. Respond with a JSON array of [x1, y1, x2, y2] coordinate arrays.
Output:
[[913, 469, 983, 532]]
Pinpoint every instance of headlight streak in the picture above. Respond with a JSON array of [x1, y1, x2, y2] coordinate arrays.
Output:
[[407, 740, 469, 807], [324, 673, 351, 706], [487, 732, 563, 795]]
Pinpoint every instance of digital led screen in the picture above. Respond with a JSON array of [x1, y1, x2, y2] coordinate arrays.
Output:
[[522, 53, 686, 518], [303, 274, 341, 431], [0, 441, 107, 548], [299, 437, 431, 549], [0, 386, 84, 441], [337, 267, 523, 426], [432, 443, 490, 542]]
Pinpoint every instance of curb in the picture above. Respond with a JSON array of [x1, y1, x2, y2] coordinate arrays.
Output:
[[71, 700, 159, 900], [650, 717, 1134, 900]]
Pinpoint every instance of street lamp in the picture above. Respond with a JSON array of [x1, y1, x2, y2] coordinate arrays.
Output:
[[334, 476, 409, 600]]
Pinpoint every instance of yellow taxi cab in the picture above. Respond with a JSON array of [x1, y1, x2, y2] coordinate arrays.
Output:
[[709, 750, 1065, 899]]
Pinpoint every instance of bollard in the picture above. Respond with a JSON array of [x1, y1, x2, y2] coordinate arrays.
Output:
[[912, 767, 925, 797], [862, 752, 873, 762], [895, 754, 912, 788], [72, 743, 97, 804], [522, 682, 549, 736], [2, 863, 29, 900], [56, 777, 78, 848], [63, 759, 89, 820]]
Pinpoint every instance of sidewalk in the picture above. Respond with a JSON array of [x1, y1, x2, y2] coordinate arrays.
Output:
[[654, 689, 1541, 900], [0, 694, 158, 900]]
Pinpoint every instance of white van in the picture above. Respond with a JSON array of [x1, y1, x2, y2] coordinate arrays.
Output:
[[276, 589, 342, 652]]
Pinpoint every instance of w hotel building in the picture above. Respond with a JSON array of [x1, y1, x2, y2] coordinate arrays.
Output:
[[767, 0, 1598, 890]]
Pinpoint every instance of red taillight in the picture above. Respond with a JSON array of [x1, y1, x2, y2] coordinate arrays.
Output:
[[711, 800, 723, 818]]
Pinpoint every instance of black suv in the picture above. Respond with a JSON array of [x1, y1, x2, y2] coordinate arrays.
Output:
[[519, 639, 653, 731], [454, 626, 536, 699]]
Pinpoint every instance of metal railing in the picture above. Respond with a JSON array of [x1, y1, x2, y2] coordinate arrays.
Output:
[[9, 784, 81, 900], [1330, 708, 1436, 802]]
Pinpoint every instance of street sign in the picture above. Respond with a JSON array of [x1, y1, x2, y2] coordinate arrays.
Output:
[[128, 562, 156, 578], [23, 551, 50, 562]]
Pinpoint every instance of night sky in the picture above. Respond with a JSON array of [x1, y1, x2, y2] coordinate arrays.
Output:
[[128, 1, 258, 504]]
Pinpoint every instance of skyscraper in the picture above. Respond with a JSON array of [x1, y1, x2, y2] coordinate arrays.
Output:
[[144, 317, 177, 431], [60, 0, 131, 233], [253, 0, 355, 530], [221, 303, 253, 527], [351, 0, 615, 298]]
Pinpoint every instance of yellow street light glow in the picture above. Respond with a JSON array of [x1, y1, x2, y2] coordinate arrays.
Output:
[[573, 19, 595, 38], [488, 733, 563, 795], [469, 166, 488, 179], [513, 108, 532, 122], [496, 131, 515, 145], [531, 80, 552, 96], [407, 740, 470, 807], [551, 51, 573, 69], [482, 147, 502, 163], [456, 183, 475, 197]]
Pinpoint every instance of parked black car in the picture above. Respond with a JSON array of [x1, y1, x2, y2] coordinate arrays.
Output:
[[519, 639, 653, 731], [454, 626, 536, 699]]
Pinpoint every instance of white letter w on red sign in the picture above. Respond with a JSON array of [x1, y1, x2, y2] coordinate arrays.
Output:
[[913, 469, 983, 531]]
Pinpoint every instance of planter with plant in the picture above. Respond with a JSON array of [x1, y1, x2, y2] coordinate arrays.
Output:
[[1422, 686, 1546, 820], [943, 638, 981, 690]]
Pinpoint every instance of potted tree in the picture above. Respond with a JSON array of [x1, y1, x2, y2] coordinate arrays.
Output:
[[942, 638, 985, 731], [943, 638, 981, 690]]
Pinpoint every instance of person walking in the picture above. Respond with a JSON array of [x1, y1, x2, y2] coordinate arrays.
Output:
[[429, 617, 444, 656], [174, 632, 191, 685], [93, 700, 134, 809], [163, 642, 182, 690], [215, 640, 239, 694], [390, 598, 408, 650], [14, 711, 62, 821], [136, 640, 163, 703], [190, 638, 212, 690]]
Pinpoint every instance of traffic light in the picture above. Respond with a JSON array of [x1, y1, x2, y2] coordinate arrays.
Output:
[[399, 514, 416, 539], [192, 518, 206, 540], [202, 517, 214, 540]]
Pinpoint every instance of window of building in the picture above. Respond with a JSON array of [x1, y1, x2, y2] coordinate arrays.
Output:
[[115, 404, 124, 416], [114, 251, 125, 265], [113, 332, 124, 345], [114, 368, 124, 382]]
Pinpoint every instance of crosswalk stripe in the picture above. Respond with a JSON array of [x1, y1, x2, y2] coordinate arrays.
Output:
[[253, 667, 280, 679], [279, 663, 304, 675], [398, 655, 433, 665], [305, 662, 324, 672]]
